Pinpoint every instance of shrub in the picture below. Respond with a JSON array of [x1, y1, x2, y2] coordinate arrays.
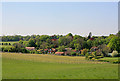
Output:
[[87, 56, 93, 60], [91, 58, 96, 60], [112, 50, 118, 57], [97, 56, 104, 58], [112, 60, 120, 64], [81, 48, 88, 55], [94, 56, 99, 59], [85, 52, 89, 58], [71, 52, 76, 56], [98, 60, 109, 62], [79, 54, 84, 56]]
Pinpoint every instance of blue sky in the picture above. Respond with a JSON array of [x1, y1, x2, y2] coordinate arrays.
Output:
[[2, 2, 118, 36]]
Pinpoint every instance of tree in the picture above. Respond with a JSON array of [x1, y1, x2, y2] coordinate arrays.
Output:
[[40, 42, 48, 49], [87, 39, 93, 49], [116, 31, 120, 37], [58, 36, 72, 46], [74, 43, 81, 51], [66, 33, 73, 37], [13, 43, 25, 52], [98, 44, 110, 56], [40, 35, 50, 42], [81, 48, 88, 55], [57, 46, 65, 52], [27, 39, 37, 47], [108, 36, 120, 53], [19, 40, 23, 44], [73, 38, 84, 49], [88, 32, 92, 39]]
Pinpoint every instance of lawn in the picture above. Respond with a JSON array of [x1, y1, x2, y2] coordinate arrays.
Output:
[[2, 52, 118, 79], [99, 57, 119, 63]]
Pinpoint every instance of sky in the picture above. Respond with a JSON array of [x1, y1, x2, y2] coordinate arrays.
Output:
[[2, 2, 118, 36]]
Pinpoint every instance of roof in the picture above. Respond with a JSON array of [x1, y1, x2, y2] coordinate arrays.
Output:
[[44, 49, 48, 51], [51, 39, 57, 41], [72, 50, 77, 52], [25, 47, 35, 50], [65, 48, 72, 50], [52, 48, 56, 51], [91, 47, 98, 49], [55, 52, 64, 54]]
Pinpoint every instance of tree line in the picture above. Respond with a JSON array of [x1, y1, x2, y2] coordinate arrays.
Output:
[[0, 31, 120, 55]]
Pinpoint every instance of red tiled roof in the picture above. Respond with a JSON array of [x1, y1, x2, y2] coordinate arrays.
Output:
[[72, 50, 77, 52], [44, 49, 48, 51], [25, 47, 35, 50], [51, 39, 57, 41], [65, 48, 72, 50], [55, 52, 64, 54]]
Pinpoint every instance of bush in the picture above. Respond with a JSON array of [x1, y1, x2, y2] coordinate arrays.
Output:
[[71, 52, 76, 56], [112, 50, 118, 57], [81, 48, 88, 55], [91, 58, 96, 60], [112, 60, 120, 64], [79, 54, 84, 56], [98, 60, 109, 62], [87, 56, 93, 60], [94, 56, 104, 59], [94, 57, 100, 59], [85, 52, 89, 58]]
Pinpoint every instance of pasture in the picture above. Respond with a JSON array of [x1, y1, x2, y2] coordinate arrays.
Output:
[[2, 52, 118, 79]]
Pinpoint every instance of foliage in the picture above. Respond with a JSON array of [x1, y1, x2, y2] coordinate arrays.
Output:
[[1, 31, 120, 54], [88, 32, 92, 39], [108, 36, 120, 53], [98, 44, 110, 56], [27, 39, 37, 47], [57, 45, 65, 52], [66, 33, 73, 37], [81, 48, 88, 55], [71, 52, 76, 56], [112, 50, 118, 57]]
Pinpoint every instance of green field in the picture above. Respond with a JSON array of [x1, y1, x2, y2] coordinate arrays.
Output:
[[100, 57, 119, 63], [2, 52, 118, 79]]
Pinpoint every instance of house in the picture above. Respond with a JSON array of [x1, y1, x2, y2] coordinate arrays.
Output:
[[25, 47, 35, 51], [55, 52, 64, 55]]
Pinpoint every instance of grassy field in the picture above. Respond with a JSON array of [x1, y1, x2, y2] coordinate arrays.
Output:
[[2, 52, 118, 79], [100, 57, 119, 63]]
